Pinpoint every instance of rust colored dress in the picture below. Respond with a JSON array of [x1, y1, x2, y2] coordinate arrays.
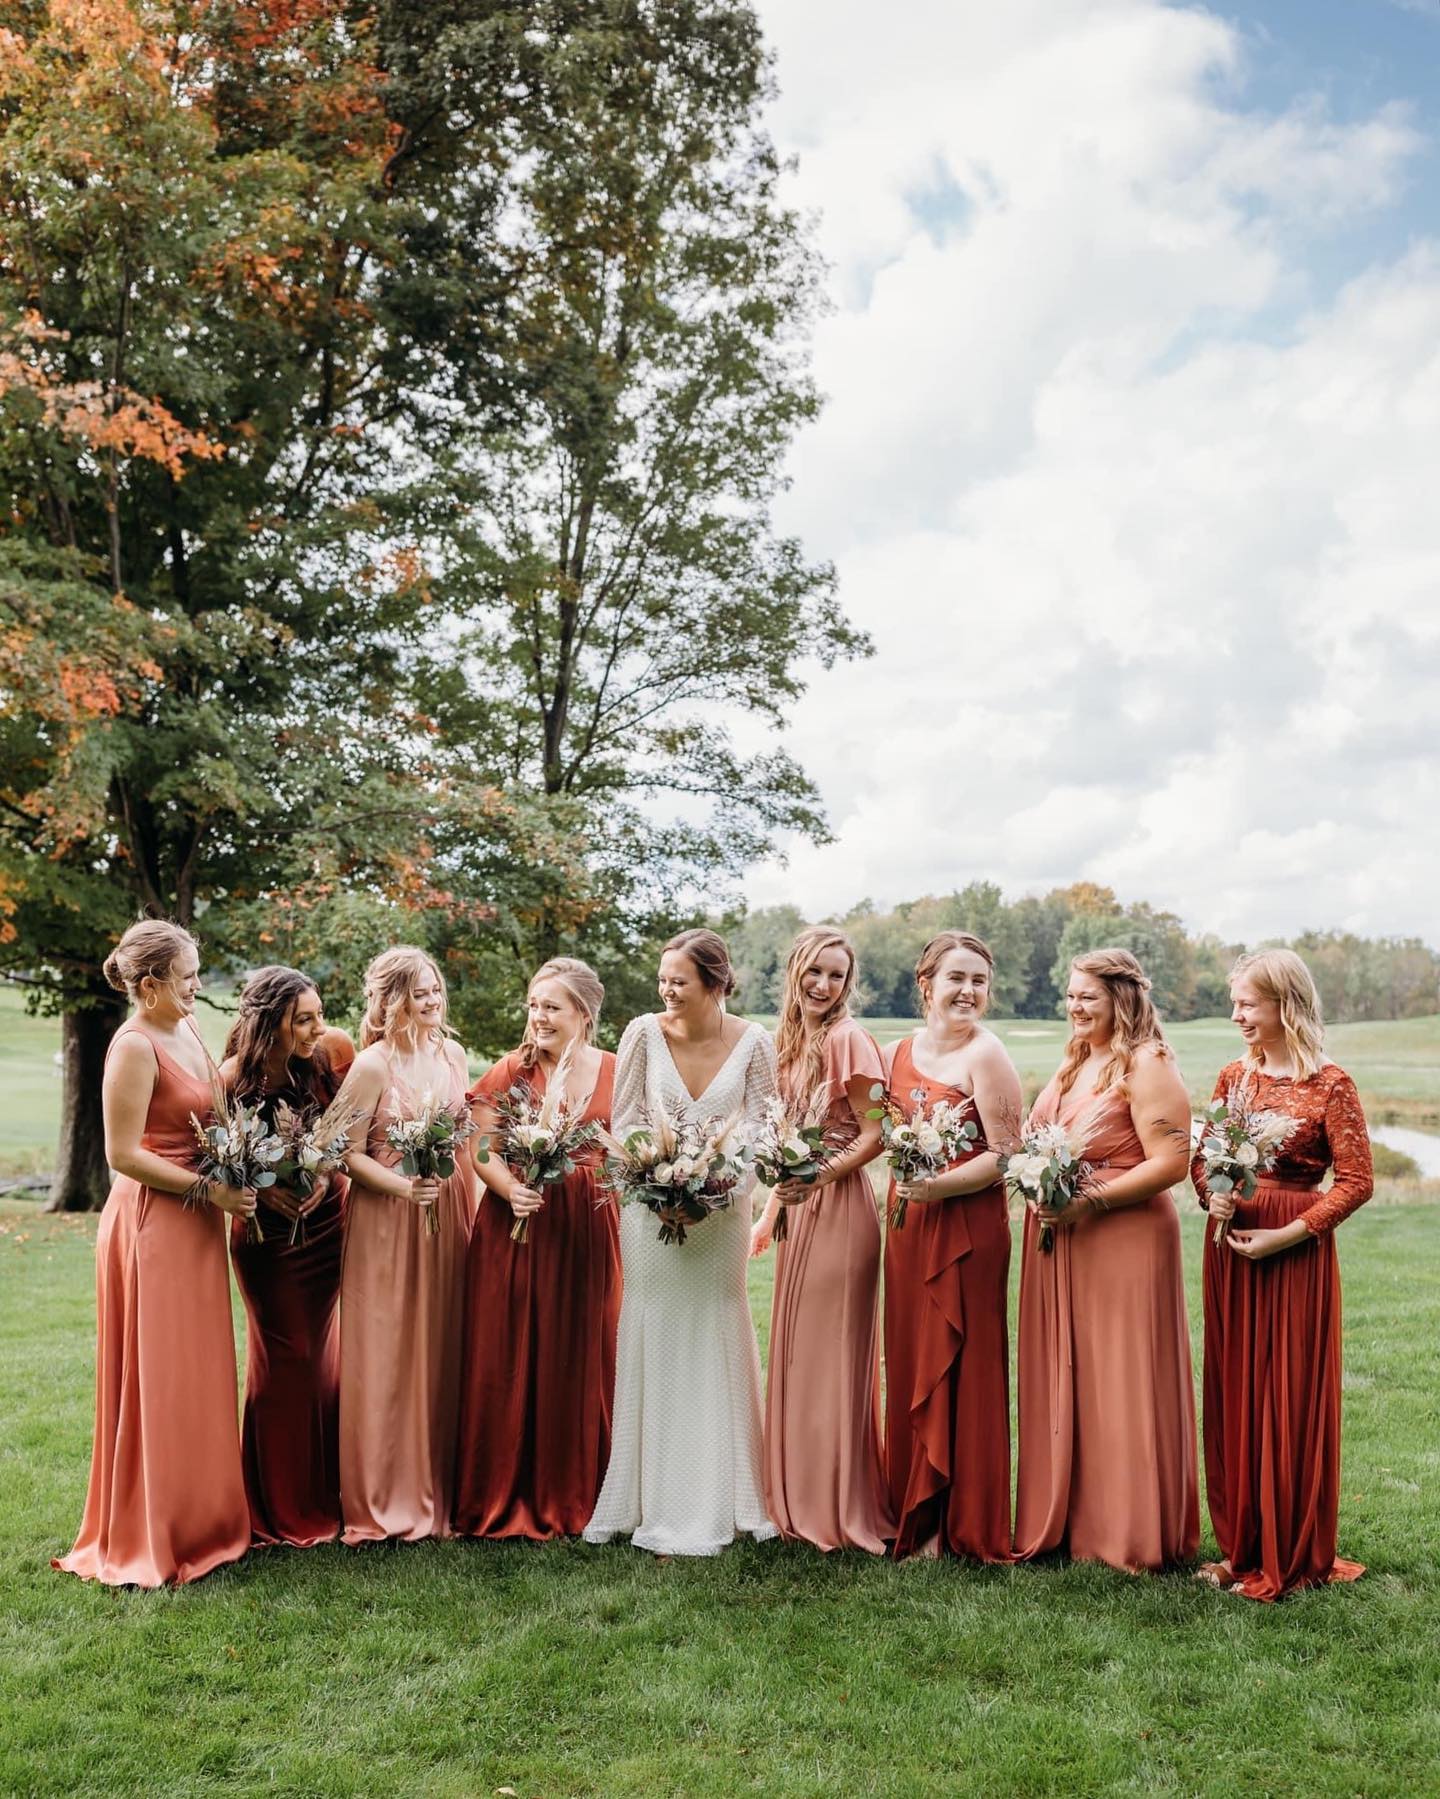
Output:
[[338, 1049, 476, 1543], [883, 1037, 1011, 1561], [55, 1027, 250, 1587], [1014, 1079, 1199, 1572], [764, 1019, 894, 1553], [453, 1050, 621, 1539], [1195, 1060, 1373, 1601], [229, 1029, 355, 1548]]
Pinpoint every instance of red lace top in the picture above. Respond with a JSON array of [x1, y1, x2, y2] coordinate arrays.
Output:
[[1190, 1060, 1374, 1237]]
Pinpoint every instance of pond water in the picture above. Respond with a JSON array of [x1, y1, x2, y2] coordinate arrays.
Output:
[[1370, 1125, 1440, 1178]]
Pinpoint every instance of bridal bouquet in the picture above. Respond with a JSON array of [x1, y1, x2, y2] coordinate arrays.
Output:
[[386, 1093, 483, 1237], [750, 1089, 831, 1243], [1194, 1078, 1298, 1245], [1000, 1118, 1095, 1254], [269, 1094, 361, 1246], [601, 1109, 750, 1246], [188, 1094, 284, 1244], [867, 1083, 979, 1230], [491, 1044, 604, 1243]]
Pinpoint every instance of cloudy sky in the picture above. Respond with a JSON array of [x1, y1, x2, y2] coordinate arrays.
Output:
[[739, 0, 1440, 942]]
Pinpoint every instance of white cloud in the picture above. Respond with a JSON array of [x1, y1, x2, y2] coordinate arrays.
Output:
[[742, 0, 1440, 941]]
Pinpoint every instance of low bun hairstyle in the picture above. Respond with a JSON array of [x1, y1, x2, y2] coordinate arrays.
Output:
[[662, 928, 737, 998], [102, 919, 198, 1003]]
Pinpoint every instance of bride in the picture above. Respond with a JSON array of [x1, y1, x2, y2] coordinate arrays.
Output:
[[585, 928, 778, 1556]]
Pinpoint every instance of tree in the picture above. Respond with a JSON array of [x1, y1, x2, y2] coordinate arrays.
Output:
[[426, 0, 869, 911], [0, 1, 543, 1204]]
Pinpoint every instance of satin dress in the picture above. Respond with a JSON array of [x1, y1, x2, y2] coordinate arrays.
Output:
[[55, 1027, 250, 1586], [882, 1036, 1012, 1561], [1196, 1060, 1372, 1599], [229, 1029, 355, 1546], [453, 1050, 621, 1539], [338, 1050, 476, 1543], [764, 1019, 894, 1552], [1014, 1078, 1199, 1572]]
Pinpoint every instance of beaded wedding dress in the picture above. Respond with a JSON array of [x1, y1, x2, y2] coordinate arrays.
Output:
[[584, 1012, 779, 1556]]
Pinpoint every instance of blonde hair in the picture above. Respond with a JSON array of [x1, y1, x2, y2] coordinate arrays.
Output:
[[1056, 946, 1171, 1099], [915, 931, 995, 1019], [102, 919, 198, 1004], [1231, 948, 1326, 1081], [519, 956, 605, 1070], [773, 927, 857, 1100], [360, 945, 453, 1049]]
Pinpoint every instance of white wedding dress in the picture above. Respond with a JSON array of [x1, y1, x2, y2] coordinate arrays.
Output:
[[584, 1012, 779, 1556]]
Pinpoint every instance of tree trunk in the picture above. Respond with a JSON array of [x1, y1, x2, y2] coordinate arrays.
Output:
[[43, 1005, 124, 1213]]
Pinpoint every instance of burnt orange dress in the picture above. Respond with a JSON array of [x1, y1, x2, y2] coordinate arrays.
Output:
[[338, 1050, 476, 1543], [453, 1050, 621, 1539], [1014, 1080, 1199, 1572], [764, 1019, 894, 1553], [55, 1027, 250, 1586], [883, 1037, 1011, 1561], [1195, 1060, 1372, 1600]]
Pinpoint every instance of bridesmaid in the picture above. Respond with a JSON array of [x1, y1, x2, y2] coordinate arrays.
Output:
[[454, 957, 621, 1539], [1014, 947, 1199, 1573], [882, 931, 1021, 1561], [1194, 948, 1373, 1600], [55, 920, 253, 1586], [752, 927, 894, 1552], [336, 945, 476, 1543], [221, 966, 355, 1548]]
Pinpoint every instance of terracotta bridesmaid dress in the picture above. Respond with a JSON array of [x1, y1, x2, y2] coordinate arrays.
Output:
[[1196, 1060, 1372, 1600], [883, 1036, 1011, 1561], [229, 1028, 355, 1547], [338, 1051, 475, 1543], [764, 1018, 894, 1552], [55, 1028, 250, 1586], [1014, 1079, 1199, 1572], [453, 1050, 621, 1539]]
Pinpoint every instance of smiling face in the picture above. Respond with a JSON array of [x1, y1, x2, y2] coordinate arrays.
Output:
[[925, 946, 991, 1026], [1230, 974, 1282, 1054], [528, 975, 588, 1056], [799, 942, 852, 1020], [145, 945, 201, 1022], [407, 964, 446, 1038], [279, 986, 326, 1062], [1065, 967, 1115, 1047], [658, 948, 711, 1019]]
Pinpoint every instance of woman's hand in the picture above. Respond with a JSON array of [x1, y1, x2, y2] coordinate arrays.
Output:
[[508, 1183, 544, 1221], [894, 1177, 935, 1208], [1228, 1223, 1305, 1261], [1207, 1189, 1237, 1223], [211, 1181, 258, 1220], [1032, 1196, 1081, 1230], [749, 1216, 774, 1258], [409, 1175, 441, 1212], [773, 1176, 820, 1207]]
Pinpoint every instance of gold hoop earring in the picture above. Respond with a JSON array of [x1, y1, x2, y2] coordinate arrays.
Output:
[[143, 991, 158, 1013]]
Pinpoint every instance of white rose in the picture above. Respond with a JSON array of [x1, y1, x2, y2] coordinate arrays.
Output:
[[671, 1157, 694, 1182], [299, 1144, 324, 1171], [915, 1124, 943, 1157], [783, 1135, 810, 1161], [1235, 1142, 1260, 1169], [892, 1124, 916, 1146], [653, 1162, 674, 1186]]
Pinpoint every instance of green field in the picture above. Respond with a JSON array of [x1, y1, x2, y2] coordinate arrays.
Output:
[[7, 984, 1438, 1180], [3, 1191, 1438, 1795]]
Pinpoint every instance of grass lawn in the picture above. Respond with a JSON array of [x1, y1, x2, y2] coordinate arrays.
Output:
[[2, 1191, 1437, 1796]]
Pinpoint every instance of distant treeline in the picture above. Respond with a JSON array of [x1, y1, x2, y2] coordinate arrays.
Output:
[[726, 883, 1439, 1024]]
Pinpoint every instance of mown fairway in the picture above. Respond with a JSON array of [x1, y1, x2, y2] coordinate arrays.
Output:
[[3, 1188, 1438, 1796]]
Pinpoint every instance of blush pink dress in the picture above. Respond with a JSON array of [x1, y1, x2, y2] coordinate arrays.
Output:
[[763, 1019, 894, 1553], [55, 1027, 250, 1586], [338, 1050, 476, 1543], [1014, 1078, 1199, 1571]]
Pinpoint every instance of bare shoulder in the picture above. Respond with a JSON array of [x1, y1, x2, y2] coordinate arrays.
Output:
[[1130, 1040, 1185, 1091], [973, 1028, 1019, 1074], [107, 1030, 157, 1077]]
